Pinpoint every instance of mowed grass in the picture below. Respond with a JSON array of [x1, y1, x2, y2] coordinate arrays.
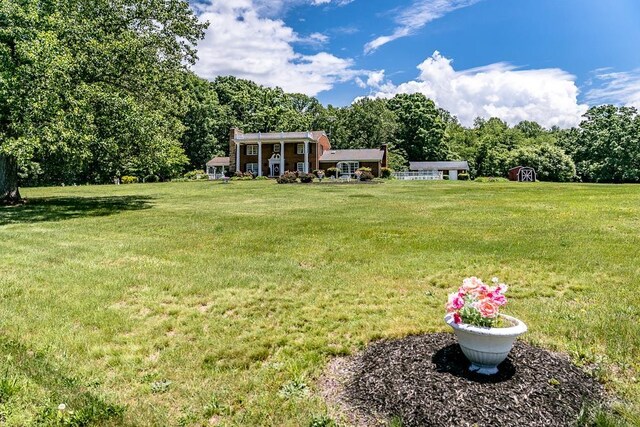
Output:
[[0, 180, 639, 426]]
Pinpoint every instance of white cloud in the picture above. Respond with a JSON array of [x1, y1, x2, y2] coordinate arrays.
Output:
[[585, 69, 640, 109], [363, 51, 588, 128], [193, 0, 360, 96], [365, 0, 481, 53]]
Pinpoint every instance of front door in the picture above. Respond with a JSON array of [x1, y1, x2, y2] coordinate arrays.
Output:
[[271, 163, 280, 177]]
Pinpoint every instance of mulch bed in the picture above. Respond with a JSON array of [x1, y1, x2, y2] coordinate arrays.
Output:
[[321, 333, 606, 427]]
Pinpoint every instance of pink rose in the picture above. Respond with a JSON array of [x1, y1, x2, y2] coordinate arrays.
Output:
[[461, 277, 483, 293], [476, 299, 499, 318]]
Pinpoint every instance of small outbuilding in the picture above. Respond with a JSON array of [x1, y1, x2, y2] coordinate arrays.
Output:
[[508, 166, 536, 182], [206, 157, 230, 179], [408, 161, 469, 180]]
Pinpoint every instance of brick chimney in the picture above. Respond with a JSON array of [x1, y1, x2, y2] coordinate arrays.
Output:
[[229, 128, 242, 172], [380, 144, 389, 168]]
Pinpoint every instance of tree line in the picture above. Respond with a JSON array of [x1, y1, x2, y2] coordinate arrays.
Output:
[[2, 0, 639, 203]]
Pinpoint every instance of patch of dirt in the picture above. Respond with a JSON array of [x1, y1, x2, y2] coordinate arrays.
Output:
[[319, 333, 606, 427]]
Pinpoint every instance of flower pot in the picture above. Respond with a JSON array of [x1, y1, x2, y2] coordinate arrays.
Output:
[[444, 313, 527, 375]]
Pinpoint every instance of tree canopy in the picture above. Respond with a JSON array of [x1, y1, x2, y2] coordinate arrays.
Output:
[[2, 0, 639, 201]]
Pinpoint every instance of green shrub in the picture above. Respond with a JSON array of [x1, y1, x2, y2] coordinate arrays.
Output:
[[326, 167, 338, 178], [298, 172, 314, 183], [358, 171, 374, 181], [380, 167, 392, 179], [475, 176, 509, 183], [255, 176, 268, 181], [356, 167, 372, 173], [277, 172, 298, 184], [458, 173, 470, 181], [121, 176, 139, 184], [443, 175, 450, 180], [183, 170, 208, 180], [312, 169, 324, 178], [143, 174, 160, 183]]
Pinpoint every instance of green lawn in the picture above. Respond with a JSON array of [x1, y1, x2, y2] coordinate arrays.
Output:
[[0, 180, 639, 426]]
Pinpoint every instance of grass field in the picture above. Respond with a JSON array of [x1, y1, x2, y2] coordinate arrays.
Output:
[[0, 180, 639, 426]]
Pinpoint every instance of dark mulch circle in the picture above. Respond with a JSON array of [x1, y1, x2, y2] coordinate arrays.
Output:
[[338, 333, 606, 427]]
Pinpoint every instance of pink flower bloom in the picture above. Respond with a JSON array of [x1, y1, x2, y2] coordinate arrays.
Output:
[[461, 277, 483, 293], [491, 293, 507, 306], [446, 292, 465, 312], [453, 312, 462, 324], [476, 299, 499, 318]]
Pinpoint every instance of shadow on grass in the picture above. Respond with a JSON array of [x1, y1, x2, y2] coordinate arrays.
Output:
[[432, 343, 516, 383], [0, 335, 127, 425], [0, 196, 153, 226]]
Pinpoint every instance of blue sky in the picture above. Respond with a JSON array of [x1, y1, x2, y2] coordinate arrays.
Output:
[[191, 0, 640, 127]]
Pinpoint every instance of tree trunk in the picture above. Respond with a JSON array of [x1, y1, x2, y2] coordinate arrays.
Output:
[[0, 154, 22, 204]]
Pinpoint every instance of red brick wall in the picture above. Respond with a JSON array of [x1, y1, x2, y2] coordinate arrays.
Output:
[[236, 142, 317, 175]]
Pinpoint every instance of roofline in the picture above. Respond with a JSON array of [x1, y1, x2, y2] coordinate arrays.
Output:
[[319, 159, 383, 162]]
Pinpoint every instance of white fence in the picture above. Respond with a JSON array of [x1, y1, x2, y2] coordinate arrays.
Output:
[[393, 171, 443, 180]]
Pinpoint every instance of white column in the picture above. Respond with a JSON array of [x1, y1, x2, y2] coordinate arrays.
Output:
[[280, 141, 285, 175], [235, 142, 240, 172], [304, 141, 309, 173], [257, 141, 262, 176]]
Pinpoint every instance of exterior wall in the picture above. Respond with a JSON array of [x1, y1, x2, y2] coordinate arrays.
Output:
[[360, 161, 381, 177], [235, 141, 317, 175], [319, 161, 382, 177]]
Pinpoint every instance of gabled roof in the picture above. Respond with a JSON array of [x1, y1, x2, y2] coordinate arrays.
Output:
[[320, 149, 385, 162], [206, 157, 230, 167], [409, 161, 469, 171], [233, 131, 327, 142]]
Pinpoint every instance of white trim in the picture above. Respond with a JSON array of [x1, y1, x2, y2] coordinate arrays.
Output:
[[246, 145, 258, 156], [337, 161, 359, 176], [246, 163, 258, 174], [304, 141, 309, 173], [235, 142, 240, 172], [257, 142, 262, 176]]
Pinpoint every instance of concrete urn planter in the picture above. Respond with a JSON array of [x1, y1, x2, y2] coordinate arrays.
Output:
[[444, 313, 527, 375]]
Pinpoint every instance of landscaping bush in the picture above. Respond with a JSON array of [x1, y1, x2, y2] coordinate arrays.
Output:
[[143, 174, 160, 183], [298, 172, 314, 183], [358, 171, 374, 181], [443, 175, 450, 180], [380, 167, 392, 179], [277, 171, 298, 184], [475, 176, 509, 183], [255, 176, 268, 181], [458, 173, 470, 181], [121, 176, 139, 184], [356, 167, 372, 173], [326, 167, 338, 178], [312, 169, 324, 178], [183, 170, 208, 180], [234, 171, 244, 178]]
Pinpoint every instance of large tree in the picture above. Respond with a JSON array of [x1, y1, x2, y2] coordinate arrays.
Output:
[[572, 105, 640, 183], [0, 0, 206, 202], [387, 93, 448, 162]]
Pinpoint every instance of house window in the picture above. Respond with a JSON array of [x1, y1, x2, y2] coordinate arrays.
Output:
[[297, 144, 305, 155], [207, 167, 214, 174], [338, 161, 359, 176], [246, 163, 259, 174], [273, 144, 280, 153], [246, 145, 258, 156], [296, 162, 306, 173]]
